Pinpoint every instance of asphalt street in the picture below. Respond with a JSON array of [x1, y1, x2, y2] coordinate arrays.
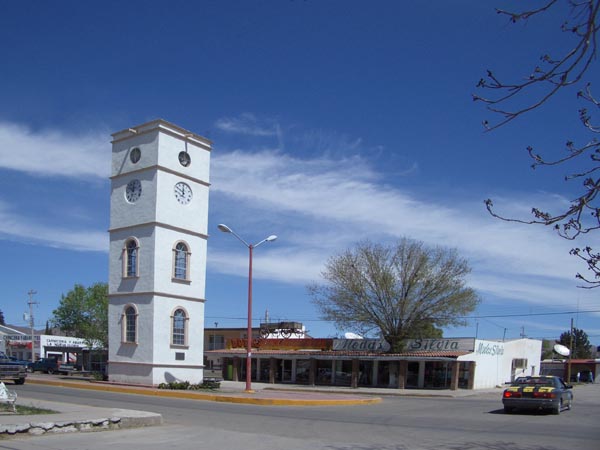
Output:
[[1, 379, 599, 450]]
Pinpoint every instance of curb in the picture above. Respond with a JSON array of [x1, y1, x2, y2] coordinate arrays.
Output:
[[0, 410, 163, 437], [25, 378, 382, 406]]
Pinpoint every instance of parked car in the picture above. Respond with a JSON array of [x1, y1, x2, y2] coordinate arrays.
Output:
[[502, 375, 573, 415], [27, 358, 61, 374]]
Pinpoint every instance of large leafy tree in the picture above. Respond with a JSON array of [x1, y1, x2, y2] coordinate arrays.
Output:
[[52, 283, 108, 349], [475, 1, 600, 287], [308, 239, 479, 352], [558, 327, 593, 358]]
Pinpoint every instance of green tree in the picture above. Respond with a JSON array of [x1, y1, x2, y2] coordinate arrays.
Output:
[[558, 327, 593, 359], [0, 308, 5, 325], [308, 239, 480, 352], [52, 283, 108, 349], [475, 1, 600, 287]]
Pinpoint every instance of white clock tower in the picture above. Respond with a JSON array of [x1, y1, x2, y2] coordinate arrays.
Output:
[[107, 119, 211, 385]]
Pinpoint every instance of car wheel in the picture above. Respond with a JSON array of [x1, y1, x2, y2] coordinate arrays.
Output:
[[566, 396, 572, 410], [503, 406, 513, 414], [551, 399, 562, 415], [14, 378, 25, 385], [47, 368, 55, 375]]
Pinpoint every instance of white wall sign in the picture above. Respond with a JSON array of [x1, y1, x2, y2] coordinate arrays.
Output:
[[405, 338, 475, 352], [333, 339, 391, 352], [474, 341, 504, 357]]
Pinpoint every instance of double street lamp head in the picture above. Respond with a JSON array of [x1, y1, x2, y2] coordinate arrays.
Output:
[[217, 223, 277, 248]]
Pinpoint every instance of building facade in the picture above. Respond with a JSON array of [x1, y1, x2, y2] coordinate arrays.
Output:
[[207, 337, 542, 390], [108, 119, 211, 385]]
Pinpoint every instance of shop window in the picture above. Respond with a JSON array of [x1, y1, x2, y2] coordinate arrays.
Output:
[[316, 360, 333, 385], [358, 361, 373, 386]]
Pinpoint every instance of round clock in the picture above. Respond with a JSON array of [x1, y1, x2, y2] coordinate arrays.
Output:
[[174, 182, 192, 204], [130, 147, 141, 164], [125, 179, 142, 203], [178, 151, 191, 167]]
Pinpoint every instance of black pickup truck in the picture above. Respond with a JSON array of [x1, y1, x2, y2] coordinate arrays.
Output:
[[0, 352, 27, 385]]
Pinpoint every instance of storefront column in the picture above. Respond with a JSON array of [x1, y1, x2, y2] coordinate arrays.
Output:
[[269, 358, 276, 384], [450, 360, 460, 390], [309, 359, 316, 386], [331, 361, 336, 384], [372, 360, 379, 386], [351, 359, 359, 389], [232, 357, 240, 382], [418, 361, 426, 388], [467, 361, 476, 390], [398, 360, 408, 389]]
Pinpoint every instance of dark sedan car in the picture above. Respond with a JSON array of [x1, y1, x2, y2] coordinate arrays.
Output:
[[502, 375, 573, 415]]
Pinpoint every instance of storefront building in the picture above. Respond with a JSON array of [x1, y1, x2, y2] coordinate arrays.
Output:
[[207, 337, 541, 390]]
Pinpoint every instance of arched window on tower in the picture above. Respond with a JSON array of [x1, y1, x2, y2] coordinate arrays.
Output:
[[123, 238, 139, 278], [172, 241, 190, 281], [123, 305, 138, 343], [171, 308, 187, 346]]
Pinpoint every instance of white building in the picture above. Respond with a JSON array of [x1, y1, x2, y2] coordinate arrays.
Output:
[[108, 119, 211, 385]]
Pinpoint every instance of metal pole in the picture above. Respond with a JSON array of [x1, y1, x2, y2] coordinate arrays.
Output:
[[567, 318, 574, 383], [246, 245, 254, 392], [27, 290, 38, 362]]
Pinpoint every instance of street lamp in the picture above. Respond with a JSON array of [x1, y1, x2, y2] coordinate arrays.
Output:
[[217, 223, 277, 393]]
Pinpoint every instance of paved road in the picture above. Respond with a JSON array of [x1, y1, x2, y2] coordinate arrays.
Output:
[[3, 382, 599, 449]]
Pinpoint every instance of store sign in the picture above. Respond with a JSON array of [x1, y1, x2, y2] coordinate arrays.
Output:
[[405, 338, 475, 352], [475, 341, 504, 356], [333, 339, 390, 352], [43, 336, 87, 348]]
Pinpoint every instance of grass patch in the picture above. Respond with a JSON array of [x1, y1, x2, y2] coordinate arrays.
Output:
[[7, 405, 57, 415]]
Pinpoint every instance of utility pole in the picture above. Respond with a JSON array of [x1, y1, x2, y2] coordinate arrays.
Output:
[[567, 317, 574, 383], [27, 290, 38, 362]]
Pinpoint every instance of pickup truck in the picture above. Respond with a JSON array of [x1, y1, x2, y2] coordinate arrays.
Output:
[[27, 357, 62, 374], [0, 352, 27, 385]]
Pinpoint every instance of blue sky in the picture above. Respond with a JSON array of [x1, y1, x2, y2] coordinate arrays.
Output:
[[0, 1, 598, 345]]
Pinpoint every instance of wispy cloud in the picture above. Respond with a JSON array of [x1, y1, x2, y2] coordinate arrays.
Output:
[[0, 118, 597, 313], [0, 200, 107, 252], [0, 121, 109, 179], [215, 113, 280, 137]]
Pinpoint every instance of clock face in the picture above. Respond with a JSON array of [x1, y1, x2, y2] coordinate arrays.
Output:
[[130, 147, 141, 164], [125, 179, 142, 203], [174, 182, 192, 205], [178, 151, 191, 167]]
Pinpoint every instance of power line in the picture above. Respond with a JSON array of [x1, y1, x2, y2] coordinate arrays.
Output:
[[206, 308, 600, 323]]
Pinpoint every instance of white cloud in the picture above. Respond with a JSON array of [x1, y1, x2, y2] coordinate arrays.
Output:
[[0, 200, 106, 252], [0, 121, 109, 179], [214, 113, 279, 137], [0, 118, 597, 314], [209, 147, 600, 311]]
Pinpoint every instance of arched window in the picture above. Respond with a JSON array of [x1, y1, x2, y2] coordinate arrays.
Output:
[[123, 238, 139, 278], [172, 308, 187, 346], [123, 305, 137, 343], [173, 241, 190, 281]]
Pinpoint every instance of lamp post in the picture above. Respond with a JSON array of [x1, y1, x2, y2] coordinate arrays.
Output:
[[217, 223, 277, 393]]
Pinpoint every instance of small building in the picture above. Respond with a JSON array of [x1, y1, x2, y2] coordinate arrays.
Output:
[[206, 336, 541, 390], [541, 359, 599, 383]]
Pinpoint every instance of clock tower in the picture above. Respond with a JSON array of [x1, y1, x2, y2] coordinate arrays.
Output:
[[108, 119, 211, 385]]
